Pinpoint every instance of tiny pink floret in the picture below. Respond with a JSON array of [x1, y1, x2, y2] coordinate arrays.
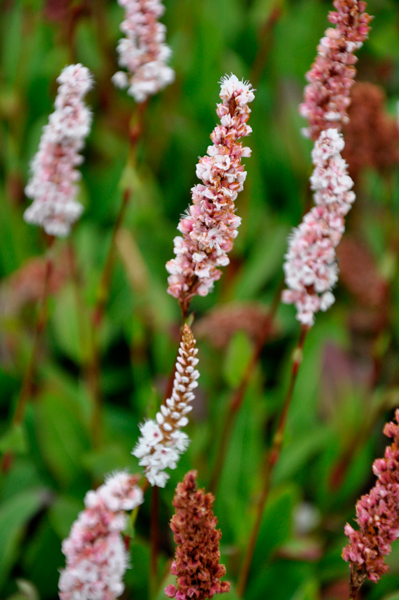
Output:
[[24, 64, 93, 237], [300, 0, 371, 140], [166, 74, 255, 312], [282, 129, 355, 327], [59, 471, 143, 600], [112, 0, 174, 102]]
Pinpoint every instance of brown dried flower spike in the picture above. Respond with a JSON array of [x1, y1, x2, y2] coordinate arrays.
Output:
[[165, 471, 230, 600]]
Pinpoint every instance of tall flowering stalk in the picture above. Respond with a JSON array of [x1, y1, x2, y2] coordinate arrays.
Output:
[[300, 0, 371, 140], [24, 64, 93, 237], [165, 471, 230, 600], [59, 471, 143, 600], [166, 74, 255, 318], [132, 325, 199, 487], [342, 410, 399, 598], [112, 0, 174, 103], [282, 128, 355, 327]]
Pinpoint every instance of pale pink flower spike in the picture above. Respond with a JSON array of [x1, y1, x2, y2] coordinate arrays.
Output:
[[112, 0, 174, 103], [24, 64, 93, 237], [282, 129, 355, 327], [59, 471, 143, 600], [300, 0, 371, 140], [166, 74, 255, 316]]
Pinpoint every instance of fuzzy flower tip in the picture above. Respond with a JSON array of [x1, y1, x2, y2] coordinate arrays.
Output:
[[165, 471, 230, 600], [166, 74, 255, 314], [112, 0, 174, 103], [24, 64, 93, 238], [342, 410, 399, 593], [282, 128, 355, 327], [300, 0, 372, 141], [59, 471, 143, 600], [132, 325, 199, 487]]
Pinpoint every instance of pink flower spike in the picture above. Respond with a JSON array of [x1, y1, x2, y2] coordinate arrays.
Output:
[[132, 325, 199, 487], [166, 74, 255, 314], [300, 0, 372, 141], [282, 128, 355, 327], [24, 64, 93, 237], [59, 471, 143, 600], [342, 410, 399, 595], [112, 0, 174, 103]]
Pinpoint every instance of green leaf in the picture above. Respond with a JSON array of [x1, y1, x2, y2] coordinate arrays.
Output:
[[34, 391, 89, 487], [232, 224, 289, 300], [223, 330, 253, 388], [251, 484, 299, 571], [82, 444, 135, 481], [23, 515, 64, 598], [0, 488, 45, 588], [48, 495, 82, 540], [273, 425, 331, 484], [291, 578, 320, 600], [247, 559, 314, 600], [50, 283, 91, 365], [1, 3, 23, 84], [0, 422, 28, 455]]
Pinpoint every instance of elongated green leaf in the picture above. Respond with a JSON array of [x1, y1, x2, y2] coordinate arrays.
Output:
[[34, 391, 89, 487], [251, 484, 299, 573], [0, 488, 45, 588]]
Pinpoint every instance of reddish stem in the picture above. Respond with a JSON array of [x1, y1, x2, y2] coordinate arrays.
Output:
[[236, 325, 308, 597], [87, 101, 147, 447], [2, 236, 54, 473], [208, 280, 283, 494], [250, 5, 282, 86], [150, 485, 160, 598]]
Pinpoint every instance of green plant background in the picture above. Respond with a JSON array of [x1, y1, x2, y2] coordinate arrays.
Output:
[[1, 1, 399, 599]]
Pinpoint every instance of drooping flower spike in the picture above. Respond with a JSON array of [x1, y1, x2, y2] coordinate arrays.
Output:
[[343, 410, 399, 595], [59, 471, 143, 600], [24, 64, 93, 237], [282, 128, 355, 327], [166, 74, 255, 316], [112, 0, 175, 103], [133, 324, 199, 487], [165, 470, 230, 600], [300, 0, 371, 141]]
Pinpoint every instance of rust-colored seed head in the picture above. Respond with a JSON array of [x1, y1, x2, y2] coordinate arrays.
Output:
[[342, 82, 399, 181], [165, 471, 230, 600], [342, 410, 399, 593]]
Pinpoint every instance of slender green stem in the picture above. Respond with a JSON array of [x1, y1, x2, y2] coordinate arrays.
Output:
[[236, 325, 308, 597]]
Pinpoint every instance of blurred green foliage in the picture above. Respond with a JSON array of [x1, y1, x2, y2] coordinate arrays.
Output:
[[1, 0, 399, 599]]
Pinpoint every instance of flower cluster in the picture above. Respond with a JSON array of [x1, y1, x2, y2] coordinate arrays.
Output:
[[112, 0, 174, 103], [299, 0, 371, 141], [59, 471, 143, 600], [164, 470, 230, 600], [342, 410, 399, 592], [133, 325, 199, 487], [166, 74, 255, 314], [282, 128, 355, 326], [24, 64, 92, 237]]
